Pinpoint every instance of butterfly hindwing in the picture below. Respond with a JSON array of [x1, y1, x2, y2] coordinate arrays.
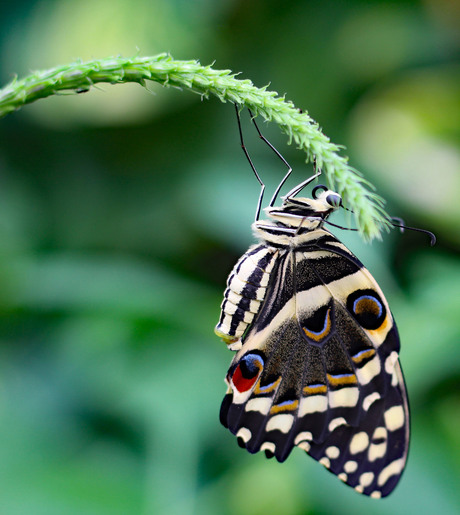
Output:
[[219, 231, 409, 498]]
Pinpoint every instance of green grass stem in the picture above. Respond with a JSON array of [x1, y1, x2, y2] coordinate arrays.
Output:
[[0, 53, 392, 240]]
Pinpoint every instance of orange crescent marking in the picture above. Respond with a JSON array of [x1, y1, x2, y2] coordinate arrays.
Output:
[[327, 373, 358, 387], [369, 314, 391, 338], [303, 384, 328, 395], [270, 399, 299, 415], [254, 376, 281, 395], [302, 307, 332, 342], [351, 348, 376, 364]]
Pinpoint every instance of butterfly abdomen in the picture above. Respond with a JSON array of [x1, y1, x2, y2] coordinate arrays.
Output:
[[215, 244, 278, 344]]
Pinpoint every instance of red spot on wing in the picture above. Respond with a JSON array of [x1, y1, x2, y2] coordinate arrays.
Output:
[[232, 363, 260, 393]]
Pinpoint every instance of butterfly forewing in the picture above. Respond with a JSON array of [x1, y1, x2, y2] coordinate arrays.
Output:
[[218, 227, 409, 498]]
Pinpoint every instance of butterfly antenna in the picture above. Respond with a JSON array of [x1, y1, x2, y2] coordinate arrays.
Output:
[[247, 108, 293, 207], [341, 207, 436, 245], [234, 104, 265, 221], [390, 217, 405, 233], [390, 218, 437, 246], [323, 219, 359, 232]]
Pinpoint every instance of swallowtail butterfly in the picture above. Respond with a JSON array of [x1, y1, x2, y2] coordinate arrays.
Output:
[[215, 107, 410, 498]]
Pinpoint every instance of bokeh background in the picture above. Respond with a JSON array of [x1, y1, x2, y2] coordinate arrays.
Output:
[[0, 1, 458, 514]]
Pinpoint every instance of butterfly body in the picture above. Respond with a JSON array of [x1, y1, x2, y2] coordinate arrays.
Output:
[[216, 189, 409, 498]]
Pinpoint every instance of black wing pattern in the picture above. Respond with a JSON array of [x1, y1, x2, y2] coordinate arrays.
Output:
[[220, 233, 409, 498]]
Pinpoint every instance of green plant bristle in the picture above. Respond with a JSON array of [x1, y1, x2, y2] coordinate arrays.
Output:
[[0, 53, 392, 240]]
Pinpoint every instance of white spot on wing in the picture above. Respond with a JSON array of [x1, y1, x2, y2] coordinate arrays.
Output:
[[236, 427, 252, 443], [344, 461, 358, 473], [385, 351, 398, 374], [329, 417, 347, 432], [245, 397, 272, 415], [356, 355, 381, 385], [368, 441, 387, 462], [329, 387, 359, 408], [261, 442, 276, 454], [368, 426, 388, 462], [359, 472, 374, 488], [299, 395, 328, 415], [349, 432, 369, 454], [298, 441, 311, 452], [266, 414, 294, 434], [373, 426, 387, 439], [377, 458, 405, 487], [319, 457, 330, 469], [325, 446, 340, 459], [363, 392, 381, 411], [294, 431, 313, 445], [384, 405, 405, 431], [231, 387, 255, 405]]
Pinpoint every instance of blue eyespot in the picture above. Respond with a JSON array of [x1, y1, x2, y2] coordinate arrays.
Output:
[[231, 353, 264, 393], [347, 289, 386, 330]]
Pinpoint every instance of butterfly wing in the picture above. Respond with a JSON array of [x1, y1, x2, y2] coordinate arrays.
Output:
[[220, 233, 409, 498]]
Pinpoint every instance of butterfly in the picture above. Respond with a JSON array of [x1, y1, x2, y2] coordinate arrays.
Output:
[[214, 107, 410, 498]]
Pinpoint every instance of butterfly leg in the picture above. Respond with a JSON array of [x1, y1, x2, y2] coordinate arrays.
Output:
[[247, 108, 293, 208], [234, 103, 266, 221], [282, 164, 322, 200]]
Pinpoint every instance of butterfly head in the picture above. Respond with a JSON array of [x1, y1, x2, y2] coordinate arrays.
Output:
[[311, 185, 343, 209], [264, 185, 342, 228]]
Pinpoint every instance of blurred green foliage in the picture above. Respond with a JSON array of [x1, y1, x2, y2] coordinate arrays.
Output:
[[0, 1, 458, 514]]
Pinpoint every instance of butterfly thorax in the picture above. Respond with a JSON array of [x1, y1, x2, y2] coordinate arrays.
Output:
[[253, 189, 342, 248]]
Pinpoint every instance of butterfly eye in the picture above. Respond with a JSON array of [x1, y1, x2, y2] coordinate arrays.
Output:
[[326, 193, 342, 208], [312, 184, 328, 199]]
